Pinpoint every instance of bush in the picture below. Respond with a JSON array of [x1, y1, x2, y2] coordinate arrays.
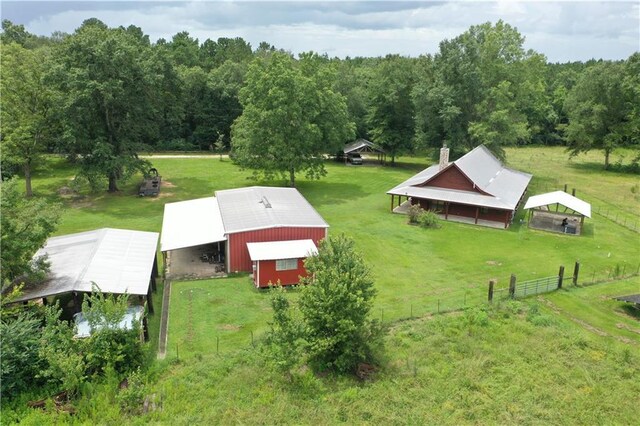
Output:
[[407, 204, 423, 224], [417, 210, 440, 228], [116, 368, 146, 414]]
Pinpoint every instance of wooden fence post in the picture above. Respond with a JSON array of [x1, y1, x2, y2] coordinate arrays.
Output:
[[558, 265, 565, 289], [509, 274, 517, 299], [488, 279, 495, 302], [573, 261, 580, 286]]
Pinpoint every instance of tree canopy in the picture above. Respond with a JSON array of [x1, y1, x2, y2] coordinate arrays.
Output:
[[231, 52, 354, 186]]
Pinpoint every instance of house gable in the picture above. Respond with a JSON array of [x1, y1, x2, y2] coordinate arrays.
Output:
[[415, 165, 488, 195]]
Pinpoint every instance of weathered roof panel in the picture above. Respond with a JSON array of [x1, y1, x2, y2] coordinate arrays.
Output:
[[14, 228, 158, 302]]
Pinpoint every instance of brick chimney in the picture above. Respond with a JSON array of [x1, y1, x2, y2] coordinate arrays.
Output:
[[439, 144, 450, 170]]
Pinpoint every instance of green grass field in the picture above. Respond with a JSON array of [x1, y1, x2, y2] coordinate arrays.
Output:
[[7, 146, 640, 423]]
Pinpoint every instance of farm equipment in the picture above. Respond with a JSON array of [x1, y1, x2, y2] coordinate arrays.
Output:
[[138, 168, 161, 196]]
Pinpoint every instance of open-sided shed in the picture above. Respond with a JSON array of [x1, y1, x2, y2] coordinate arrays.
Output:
[[160, 197, 227, 279], [247, 239, 318, 288], [11, 228, 159, 313], [524, 191, 591, 235], [343, 139, 386, 164]]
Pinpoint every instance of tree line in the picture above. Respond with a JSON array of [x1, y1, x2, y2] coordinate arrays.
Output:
[[1, 18, 638, 192]]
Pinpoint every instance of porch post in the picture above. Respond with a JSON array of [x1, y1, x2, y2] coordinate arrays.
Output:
[[445, 202, 449, 219], [390, 195, 394, 212], [504, 210, 509, 228], [475, 207, 479, 224]]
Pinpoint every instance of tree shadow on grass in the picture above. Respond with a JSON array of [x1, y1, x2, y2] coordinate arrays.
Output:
[[296, 180, 367, 207]]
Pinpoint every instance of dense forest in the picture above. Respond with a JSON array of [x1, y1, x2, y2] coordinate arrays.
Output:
[[1, 18, 639, 192]]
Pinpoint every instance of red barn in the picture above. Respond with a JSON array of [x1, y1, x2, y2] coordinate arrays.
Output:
[[247, 239, 318, 288], [387, 145, 532, 229], [160, 187, 328, 280]]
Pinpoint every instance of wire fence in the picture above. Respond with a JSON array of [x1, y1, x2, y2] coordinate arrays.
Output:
[[534, 184, 640, 233], [166, 261, 640, 359]]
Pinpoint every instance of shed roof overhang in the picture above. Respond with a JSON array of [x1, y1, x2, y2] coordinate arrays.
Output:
[[247, 239, 318, 261], [160, 197, 227, 252], [524, 191, 591, 218]]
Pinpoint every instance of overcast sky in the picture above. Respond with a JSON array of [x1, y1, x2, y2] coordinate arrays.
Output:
[[2, 1, 638, 62]]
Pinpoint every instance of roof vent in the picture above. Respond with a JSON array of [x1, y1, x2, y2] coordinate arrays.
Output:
[[259, 196, 272, 208]]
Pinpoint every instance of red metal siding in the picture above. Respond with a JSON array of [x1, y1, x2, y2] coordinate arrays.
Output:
[[420, 166, 481, 193], [228, 227, 326, 272], [256, 258, 310, 288]]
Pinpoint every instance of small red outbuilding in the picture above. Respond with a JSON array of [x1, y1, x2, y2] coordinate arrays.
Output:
[[247, 239, 318, 288]]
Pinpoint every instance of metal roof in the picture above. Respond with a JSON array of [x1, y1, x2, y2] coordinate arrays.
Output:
[[387, 145, 532, 210], [161, 197, 226, 252], [614, 294, 640, 305], [524, 191, 591, 218], [343, 139, 385, 154], [216, 186, 329, 234], [14, 228, 159, 302], [247, 239, 318, 261]]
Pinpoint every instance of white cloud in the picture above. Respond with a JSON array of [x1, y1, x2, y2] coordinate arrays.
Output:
[[12, 1, 640, 61]]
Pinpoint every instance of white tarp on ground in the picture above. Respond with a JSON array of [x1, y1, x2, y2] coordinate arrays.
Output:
[[524, 191, 591, 218], [74, 305, 145, 338], [247, 239, 318, 261], [160, 197, 226, 252], [13, 228, 159, 302]]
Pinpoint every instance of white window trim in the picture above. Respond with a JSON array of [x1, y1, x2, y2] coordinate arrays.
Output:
[[276, 258, 298, 271]]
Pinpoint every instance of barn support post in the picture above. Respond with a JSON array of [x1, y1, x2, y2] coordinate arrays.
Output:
[[162, 251, 168, 278], [152, 256, 159, 277], [558, 265, 565, 289], [150, 276, 157, 292], [146, 286, 154, 314], [488, 279, 495, 302], [509, 274, 517, 299], [573, 261, 580, 286]]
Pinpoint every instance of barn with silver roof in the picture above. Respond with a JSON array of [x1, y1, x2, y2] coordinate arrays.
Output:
[[161, 187, 328, 282]]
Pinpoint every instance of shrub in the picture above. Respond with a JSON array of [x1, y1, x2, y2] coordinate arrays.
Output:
[[417, 209, 440, 228], [407, 204, 423, 224], [298, 235, 384, 374], [116, 368, 146, 414]]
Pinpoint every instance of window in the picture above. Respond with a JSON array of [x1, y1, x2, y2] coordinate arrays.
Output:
[[276, 258, 298, 271]]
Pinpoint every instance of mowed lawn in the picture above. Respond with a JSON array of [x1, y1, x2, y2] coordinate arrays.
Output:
[[26, 148, 640, 358]]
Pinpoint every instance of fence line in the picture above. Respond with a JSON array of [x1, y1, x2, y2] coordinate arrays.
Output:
[[168, 261, 640, 358]]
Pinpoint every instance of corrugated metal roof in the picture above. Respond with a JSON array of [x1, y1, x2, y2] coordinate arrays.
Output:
[[343, 139, 385, 154], [524, 191, 591, 218], [161, 197, 226, 251], [14, 228, 159, 302], [247, 239, 318, 261], [387, 145, 532, 210], [216, 186, 329, 234]]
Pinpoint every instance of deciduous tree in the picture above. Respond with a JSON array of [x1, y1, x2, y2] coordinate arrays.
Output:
[[232, 52, 354, 187], [0, 43, 57, 196], [49, 19, 154, 191]]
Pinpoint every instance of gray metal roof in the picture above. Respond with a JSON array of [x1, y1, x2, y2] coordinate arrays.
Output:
[[216, 186, 329, 234], [13, 228, 159, 302], [161, 197, 226, 252], [524, 191, 591, 218], [614, 294, 640, 305], [387, 145, 532, 210], [343, 139, 385, 154]]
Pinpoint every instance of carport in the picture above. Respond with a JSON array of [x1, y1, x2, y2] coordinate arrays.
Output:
[[524, 191, 591, 235], [160, 197, 227, 279], [342, 139, 386, 164]]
